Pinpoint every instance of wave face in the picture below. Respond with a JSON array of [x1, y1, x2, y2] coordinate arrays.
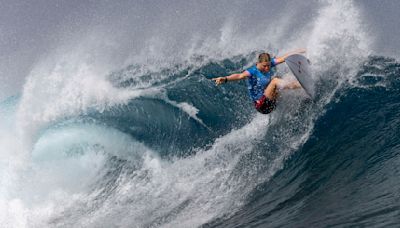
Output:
[[1, 1, 400, 228]]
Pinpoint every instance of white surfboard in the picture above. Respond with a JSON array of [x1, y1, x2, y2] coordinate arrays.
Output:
[[285, 54, 315, 99]]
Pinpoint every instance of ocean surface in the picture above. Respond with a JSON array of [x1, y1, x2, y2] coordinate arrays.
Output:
[[1, 1, 399, 227]]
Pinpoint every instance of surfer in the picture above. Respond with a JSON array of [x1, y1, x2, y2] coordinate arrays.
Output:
[[211, 49, 305, 114]]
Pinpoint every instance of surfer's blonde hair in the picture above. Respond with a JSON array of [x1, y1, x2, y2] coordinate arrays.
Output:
[[258, 53, 271, 63]]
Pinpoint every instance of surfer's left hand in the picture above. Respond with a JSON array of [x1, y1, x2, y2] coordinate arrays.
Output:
[[295, 48, 306, 54]]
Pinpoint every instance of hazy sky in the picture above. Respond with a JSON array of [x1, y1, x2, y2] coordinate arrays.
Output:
[[1, 0, 399, 99]]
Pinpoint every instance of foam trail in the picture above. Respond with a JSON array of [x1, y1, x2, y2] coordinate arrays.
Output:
[[161, 93, 210, 130]]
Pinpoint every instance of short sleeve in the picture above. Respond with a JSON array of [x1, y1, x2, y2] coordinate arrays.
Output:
[[246, 66, 256, 76], [245, 70, 251, 77], [271, 58, 277, 67]]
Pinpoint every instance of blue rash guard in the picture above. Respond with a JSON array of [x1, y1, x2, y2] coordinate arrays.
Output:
[[245, 58, 277, 102]]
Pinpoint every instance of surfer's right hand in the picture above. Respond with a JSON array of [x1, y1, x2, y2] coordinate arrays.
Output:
[[211, 77, 227, 86]]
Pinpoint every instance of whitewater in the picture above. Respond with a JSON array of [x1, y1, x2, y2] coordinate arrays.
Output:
[[1, 1, 399, 227]]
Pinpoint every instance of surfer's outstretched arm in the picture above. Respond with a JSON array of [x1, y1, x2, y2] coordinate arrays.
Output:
[[211, 71, 250, 86], [274, 48, 307, 64]]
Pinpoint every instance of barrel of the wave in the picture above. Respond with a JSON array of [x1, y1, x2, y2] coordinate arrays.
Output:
[[285, 54, 315, 99]]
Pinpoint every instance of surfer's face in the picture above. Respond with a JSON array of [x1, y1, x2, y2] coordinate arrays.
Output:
[[257, 61, 271, 73]]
